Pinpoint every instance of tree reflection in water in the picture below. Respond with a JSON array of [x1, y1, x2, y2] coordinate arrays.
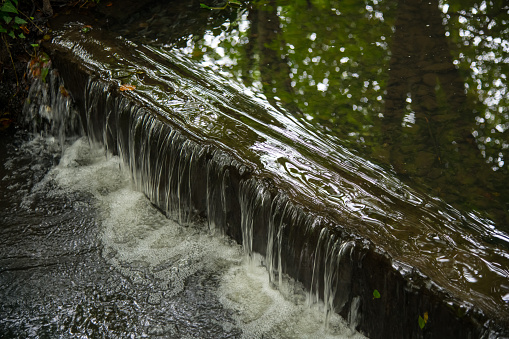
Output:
[[181, 0, 508, 232]]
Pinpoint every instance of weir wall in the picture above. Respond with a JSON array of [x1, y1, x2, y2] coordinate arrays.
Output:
[[25, 46, 507, 338]]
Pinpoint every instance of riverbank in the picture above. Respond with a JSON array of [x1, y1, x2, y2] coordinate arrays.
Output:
[[0, 0, 99, 131]]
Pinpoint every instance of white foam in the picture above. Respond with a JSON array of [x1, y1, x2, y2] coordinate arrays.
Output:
[[47, 138, 241, 298], [218, 254, 365, 339], [47, 137, 365, 338], [100, 185, 243, 298]]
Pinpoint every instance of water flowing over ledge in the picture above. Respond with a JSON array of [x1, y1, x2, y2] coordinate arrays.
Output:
[[22, 3, 509, 337]]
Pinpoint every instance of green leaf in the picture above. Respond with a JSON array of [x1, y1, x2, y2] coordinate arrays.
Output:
[[31, 43, 39, 47], [0, 27, 6, 33], [373, 289, 381, 299], [229, 0, 241, 5], [11, 0, 18, 6], [8, 30, 15, 38], [18, 32, 25, 38], [14, 16, 26, 24], [418, 316, 425, 329], [200, 3, 212, 9], [41, 67, 49, 83], [3, 16, 12, 24], [1, 1, 18, 14], [40, 52, 50, 63]]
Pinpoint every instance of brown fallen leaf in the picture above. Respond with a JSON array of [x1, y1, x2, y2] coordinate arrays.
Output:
[[0, 118, 13, 131], [119, 84, 136, 91], [60, 85, 69, 97], [20, 25, 30, 34]]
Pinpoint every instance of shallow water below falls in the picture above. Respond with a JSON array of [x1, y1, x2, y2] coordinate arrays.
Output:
[[0, 132, 364, 338]]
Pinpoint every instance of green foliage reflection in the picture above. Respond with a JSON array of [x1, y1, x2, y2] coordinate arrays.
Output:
[[183, 0, 508, 230]]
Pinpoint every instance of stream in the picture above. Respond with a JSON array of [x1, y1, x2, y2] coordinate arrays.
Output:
[[0, 0, 508, 337], [0, 131, 363, 338]]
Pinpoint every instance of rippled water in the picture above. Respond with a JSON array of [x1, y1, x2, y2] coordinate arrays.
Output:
[[0, 132, 364, 338]]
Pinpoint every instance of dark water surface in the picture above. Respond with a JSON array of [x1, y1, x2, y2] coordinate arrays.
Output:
[[100, 0, 509, 214]]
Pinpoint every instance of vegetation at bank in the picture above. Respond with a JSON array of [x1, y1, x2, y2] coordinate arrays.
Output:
[[0, 0, 98, 131]]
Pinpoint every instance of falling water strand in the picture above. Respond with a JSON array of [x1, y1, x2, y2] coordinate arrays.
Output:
[[184, 144, 200, 225], [325, 240, 356, 328], [309, 228, 325, 307], [239, 179, 258, 259], [148, 122, 166, 208], [23, 68, 81, 148], [266, 197, 277, 284], [266, 195, 290, 286], [84, 78, 100, 145], [206, 150, 234, 235], [308, 227, 357, 328], [177, 139, 189, 225], [166, 130, 182, 219], [206, 153, 222, 234], [277, 222, 285, 287]]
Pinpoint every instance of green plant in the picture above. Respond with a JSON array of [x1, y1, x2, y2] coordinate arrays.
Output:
[[200, 0, 241, 10], [372, 289, 381, 299], [1, 0, 43, 88], [418, 312, 428, 329], [1, 0, 40, 39], [1, 0, 26, 39], [29, 50, 51, 82]]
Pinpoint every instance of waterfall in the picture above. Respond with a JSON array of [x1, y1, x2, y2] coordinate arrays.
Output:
[[23, 65, 349, 318], [309, 228, 357, 328], [239, 178, 270, 259], [23, 68, 81, 147], [21, 53, 507, 337]]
